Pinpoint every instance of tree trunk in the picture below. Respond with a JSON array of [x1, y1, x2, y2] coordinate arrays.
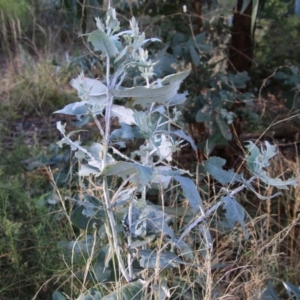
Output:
[[228, 0, 254, 73]]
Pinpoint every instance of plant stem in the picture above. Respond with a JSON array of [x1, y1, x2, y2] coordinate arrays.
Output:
[[101, 55, 131, 282]]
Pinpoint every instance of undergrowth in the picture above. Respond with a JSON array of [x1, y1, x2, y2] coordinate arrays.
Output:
[[1, 2, 300, 300], [34, 6, 299, 300]]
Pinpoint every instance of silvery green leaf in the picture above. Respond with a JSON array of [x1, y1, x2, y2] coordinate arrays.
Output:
[[141, 37, 161, 46], [58, 235, 99, 259], [92, 244, 117, 283], [111, 71, 190, 107], [76, 289, 103, 300], [139, 249, 183, 269], [72, 115, 90, 127], [114, 45, 128, 63], [222, 195, 249, 239], [258, 281, 280, 300], [204, 156, 242, 185], [216, 112, 232, 140], [173, 129, 197, 151], [283, 281, 300, 299], [110, 123, 135, 140], [168, 92, 188, 105], [54, 102, 88, 116], [53, 291, 67, 300], [70, 75, 108, 97], [111, 105, 136, 125], [131, 235, 156, 248], [153, 105, 166, 114], [160, 70, 190, 85], [245, 141, 261, 173], [95, 16, 105, 31], [243, 181, 282, 200], [111, 84, 177, 107], [101, 162, 153, 185], [174, 175, 203, 211], [79, 164, 100, 176], [156, 134, 173, 162], [151, 278, 170, 300], [133, 111, 153, 136], [112, 187, 136, 207], [125, 205, 174, 238], [105, 7, 120, 35], [246, 141, 297, 188], [75, 149, 86, 159], [151, 166, 172, 189], [259, 174, 298, 189], [172, 238, 194, 260], [199, 224, 213, 250], [141, 206, 174, 238], [102, 280, 143, 300], [88, 29, 119, 58]]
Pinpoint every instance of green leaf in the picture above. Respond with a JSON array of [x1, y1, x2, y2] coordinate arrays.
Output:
[[215, 112, 232, 140], [88, 29, 119, 58], [283, 281, 300, 299], [53, 102, 88, 116], [204, 157, 241, 185], [102, 281, 143, 300], [52, 291, 67, 300], [139, 249, 183, 269], [174, 176, 203, 211], [101, 162, 153, 185], [123, 205, 174, 238], [71, 205, 105, 231], [77, 288, 104, 300], [111, 71, 190, 107], [246, 141, 298, 189], [79, 164, 101, 176], [173, 129, 197, 151], [92, 244, 118, 282], [58, 235, 100, 260], [222, 195, 249, 239], [259, 281, 281, 300]]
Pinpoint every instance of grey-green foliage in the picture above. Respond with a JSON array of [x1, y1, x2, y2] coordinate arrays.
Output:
[[260, 280, 300, 300], [51, 5, 298, 299]]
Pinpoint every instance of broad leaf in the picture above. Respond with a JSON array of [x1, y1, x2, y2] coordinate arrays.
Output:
[[111, 71, 190, 107], [92, 244, 117, 282], [174, 176, 203, 211], [222, 195, 249, 239], [173, 129, 197, 151], [71, 205, 105, 231], [102, 281, 143, 300], [139, 249, 183, 269], [88, 29, 119, 58], [151, 166, 172, 190], [123, 205, 174, 238], [76, 288, 104, 300], [110, 123, 135, 141], [189, 44, 200, 67], [101, 162, 153, 185], [54, 102, 88, 117], [111, 105, 136, 125], [246, 141, 298, 189], [283, 281, 300, 299], [58, 235, 100, 259], [52, 291, 67, 300], [70, 75, 108, 97], [204, 156, 241, 185]]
